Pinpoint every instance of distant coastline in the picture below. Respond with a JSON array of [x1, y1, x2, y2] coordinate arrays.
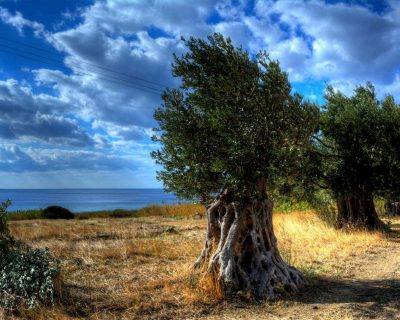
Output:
[[0, 188, 182, 212]]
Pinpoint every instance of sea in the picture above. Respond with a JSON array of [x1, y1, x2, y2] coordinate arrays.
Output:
[[0, 189, 183, 212]]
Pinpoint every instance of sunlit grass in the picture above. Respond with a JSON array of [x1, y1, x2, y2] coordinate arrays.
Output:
[[136, 203, 205, 218], [274, 210, 385, 275]]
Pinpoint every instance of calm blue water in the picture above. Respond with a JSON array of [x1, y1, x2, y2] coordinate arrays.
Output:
[[0, 189, 182, 212]]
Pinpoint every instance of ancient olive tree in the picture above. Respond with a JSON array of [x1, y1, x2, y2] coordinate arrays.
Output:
[[313, 84, 400, 230], [152, 34, 318, 299]]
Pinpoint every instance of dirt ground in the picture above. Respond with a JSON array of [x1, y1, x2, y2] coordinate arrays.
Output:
[[201, 221, 400, 320], [202, 236, 400, 320]]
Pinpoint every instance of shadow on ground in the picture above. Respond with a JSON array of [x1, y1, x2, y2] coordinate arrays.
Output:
[[288, 276, 400, 319]]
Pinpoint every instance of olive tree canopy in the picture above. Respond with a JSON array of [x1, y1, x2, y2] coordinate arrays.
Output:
[[152, 34, 318, 202]]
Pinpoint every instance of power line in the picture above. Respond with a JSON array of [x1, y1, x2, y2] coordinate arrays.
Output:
[[0, 35, 168, 88], [0, 35, 169, 89], [0, 46, 162, 95], [0, 46, 164, 95], [0, 42, 165, 93]]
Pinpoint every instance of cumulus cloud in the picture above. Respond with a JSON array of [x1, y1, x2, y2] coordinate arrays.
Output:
[[255, 0, 400, 93], [73, 0, 215, 38], [0, 7, 45, 36], [0, 79, 94, 146]]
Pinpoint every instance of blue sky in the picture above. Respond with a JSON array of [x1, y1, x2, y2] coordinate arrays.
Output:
[[0, 0, 399, 188]]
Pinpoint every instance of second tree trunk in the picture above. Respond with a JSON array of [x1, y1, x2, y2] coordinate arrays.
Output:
[[336, 192, 383, 230]]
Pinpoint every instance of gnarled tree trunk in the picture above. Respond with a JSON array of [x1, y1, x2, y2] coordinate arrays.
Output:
[[194, 189, 304, 300], [336, 191, 384, 230]]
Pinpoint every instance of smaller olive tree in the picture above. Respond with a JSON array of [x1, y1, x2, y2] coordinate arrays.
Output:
[[152, 34, 318, 299], [312, 84, 400, 230]]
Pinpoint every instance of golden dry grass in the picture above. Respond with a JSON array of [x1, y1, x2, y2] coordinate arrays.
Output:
[[4, 205, 392, 320], [136, 203, 205, 218], [274, 210, 386, 276]]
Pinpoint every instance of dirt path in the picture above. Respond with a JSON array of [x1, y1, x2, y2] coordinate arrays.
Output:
[[200, 230, 400, 320]]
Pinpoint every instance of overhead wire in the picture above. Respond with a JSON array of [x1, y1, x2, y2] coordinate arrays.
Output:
[[0, 40, 167, 95], [0, 35, 168, 89]]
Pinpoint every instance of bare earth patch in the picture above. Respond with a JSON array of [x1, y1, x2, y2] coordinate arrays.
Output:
[[3, 212, 400, 320]]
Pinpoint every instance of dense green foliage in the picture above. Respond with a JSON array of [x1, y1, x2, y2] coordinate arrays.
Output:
[[0, 201, 60, 310], [314, 84, 400, 200], [152, 33, 318, 201]]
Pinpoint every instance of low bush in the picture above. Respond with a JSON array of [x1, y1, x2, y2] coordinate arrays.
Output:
[[0, 201, 61, 311], [42, 206, 74, 220], [0, 246, 60, 310]]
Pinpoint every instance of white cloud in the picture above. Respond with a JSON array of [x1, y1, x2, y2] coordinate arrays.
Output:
[[0, 7, 45, 36], [0, 79, 95, 146], [76, 0, 215, 38], [0, 143, 140, 172], [256, 0, 400, 94]]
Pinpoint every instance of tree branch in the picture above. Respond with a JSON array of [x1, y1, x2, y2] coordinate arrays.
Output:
[[312, 136, 336, 150]]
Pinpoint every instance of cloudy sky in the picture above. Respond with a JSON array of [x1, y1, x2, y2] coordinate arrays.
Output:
[[0, 0, 399, 188]]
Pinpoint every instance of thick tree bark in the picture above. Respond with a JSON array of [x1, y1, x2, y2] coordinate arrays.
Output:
[[336, 191, 384, 230], [194, 189, 304, 300]]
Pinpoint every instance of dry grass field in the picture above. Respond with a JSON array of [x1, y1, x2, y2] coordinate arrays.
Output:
[[2, 205, 400, 320]]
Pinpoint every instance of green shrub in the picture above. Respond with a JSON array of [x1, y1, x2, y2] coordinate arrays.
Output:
[[0, 246, 60, 309], [42, 206, 74, 220], [0, 201, 60, 310]]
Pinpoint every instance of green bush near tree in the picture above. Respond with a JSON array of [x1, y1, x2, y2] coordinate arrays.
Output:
[[0, 200, 61, 310]]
